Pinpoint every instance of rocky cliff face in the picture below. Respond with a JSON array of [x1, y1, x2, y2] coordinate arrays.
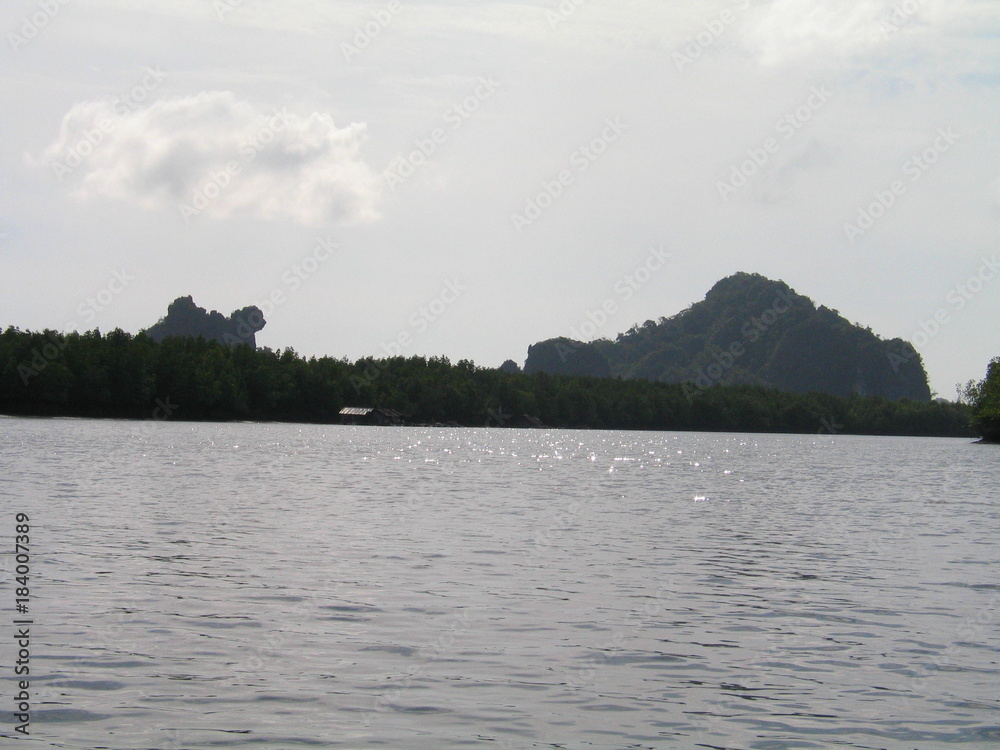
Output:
[[524, 273, 932, 401], [523, 337, 611, 378], [144, 296, 266, 348]]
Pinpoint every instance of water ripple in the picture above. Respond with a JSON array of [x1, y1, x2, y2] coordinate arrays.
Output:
[[1, 419, 997, 749]]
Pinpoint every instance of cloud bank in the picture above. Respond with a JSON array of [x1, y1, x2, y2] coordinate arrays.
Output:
[[33, 90, 380, 226]]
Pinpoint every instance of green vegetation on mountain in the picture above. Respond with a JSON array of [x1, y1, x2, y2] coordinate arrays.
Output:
[[524, 337, 611, 378], [0, 326, 973, 437], [524, 273, 932, 401]]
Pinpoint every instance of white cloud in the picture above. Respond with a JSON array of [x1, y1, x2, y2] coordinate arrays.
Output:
[[5, 0, 999, 395], [736, 0, 1000, 72], [32, 91, 380, 226], [737, 0, 887, 66]]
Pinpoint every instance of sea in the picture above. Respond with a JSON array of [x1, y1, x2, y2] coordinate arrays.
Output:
[[0, 416, 998, 749]]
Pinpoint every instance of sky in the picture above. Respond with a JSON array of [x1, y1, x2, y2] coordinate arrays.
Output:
[[1, 0, 998, 398]]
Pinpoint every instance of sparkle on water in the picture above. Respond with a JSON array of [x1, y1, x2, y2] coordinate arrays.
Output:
[[1, 416, 998, 749]]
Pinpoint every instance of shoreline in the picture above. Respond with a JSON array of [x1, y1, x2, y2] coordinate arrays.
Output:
[[0, 410, 981, 441]]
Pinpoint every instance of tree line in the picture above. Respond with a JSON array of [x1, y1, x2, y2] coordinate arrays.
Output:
[[0, 326, 978, 438], [962, 358, 1000, 442]]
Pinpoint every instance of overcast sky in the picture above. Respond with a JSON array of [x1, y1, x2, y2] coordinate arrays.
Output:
[[2, 0, 998, 397]]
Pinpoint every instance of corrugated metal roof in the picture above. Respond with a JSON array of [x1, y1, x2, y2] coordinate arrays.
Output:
[[339, 407, 374, 416]]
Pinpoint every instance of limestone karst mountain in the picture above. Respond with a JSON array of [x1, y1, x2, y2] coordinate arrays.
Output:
[[524, 273, 931, 401]]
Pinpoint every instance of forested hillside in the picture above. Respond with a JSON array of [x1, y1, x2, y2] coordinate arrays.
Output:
[[0, 326, 972, 437], [524, 273, 931, 401]]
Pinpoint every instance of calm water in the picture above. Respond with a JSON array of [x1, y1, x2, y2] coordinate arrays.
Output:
[[1, 417, 998, 749]]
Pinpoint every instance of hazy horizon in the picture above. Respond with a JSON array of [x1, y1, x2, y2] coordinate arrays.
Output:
[[2, 0, 998, 398]]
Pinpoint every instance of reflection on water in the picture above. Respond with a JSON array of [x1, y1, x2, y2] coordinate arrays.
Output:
[[1, 417, 998, 749]]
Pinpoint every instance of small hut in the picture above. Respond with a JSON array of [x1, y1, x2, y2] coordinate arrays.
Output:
[[485, 407, 544, 428], [339, 407, 405, 426]]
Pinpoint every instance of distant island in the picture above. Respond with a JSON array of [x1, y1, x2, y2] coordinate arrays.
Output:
[[145, 296, 266, 348], [524, 273, 931, 402], [0, 278, 991, 440]]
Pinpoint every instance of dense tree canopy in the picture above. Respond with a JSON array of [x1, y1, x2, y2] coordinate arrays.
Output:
[[0, 326, 974, 438], [962, 358, 1000, 442]]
